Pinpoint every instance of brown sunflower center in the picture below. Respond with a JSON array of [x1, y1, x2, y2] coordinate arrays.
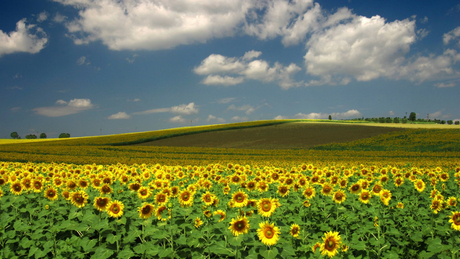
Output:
[[262, 202, 271, 212], [236, 222, 244, 230], [326, 239, 335, 250], [264, 228, 274, 238], [112, 206, 119, 213], [142, 206, 152, 214]]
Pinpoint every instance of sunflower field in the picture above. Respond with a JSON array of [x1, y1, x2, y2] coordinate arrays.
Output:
[[1, 161, 460, 259]]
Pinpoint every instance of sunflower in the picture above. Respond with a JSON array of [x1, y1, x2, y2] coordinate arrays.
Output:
[[380, 189, 392, 206], [129, 182, 142, 192], [99, 184, 113, 195], [21, 177, 32, 190], [94, 196, 111, 212], [448, 211, 460, 231], [66, 180, 78, 190], [302, 186, 315, 199], [349, 183, 361, 194], [178, 190, 194, 207], [257, 198, 277, 217], [414, 179, 425, 193], [62, 190, 71, 200], [338, 178, 348, 189], [257, 182, 269, 192], [447, 197, 457, 207], [138, 203, 155, 219], [439, 172, 449, 182], [396, 202, 404, 209], [107, 200, 124, 218], [78, 179, 89, 189], [44, 187, 58, 201], [201, 191, 215, 206], [32, 179, 43, 193], [321, 183, 334, 196], [303, 200, 311, 207], [332, 190, 346, 204], [70, 190, 89, 208], [430, 199, 442, 214], [257, 221, 281, 246], [154, 192, 168, 205], [231, 190, 249, 208], [91, 178, 102, 189], [277, 185, 290, 197], [246, 181, 257, 191], [228, 216, 250, 236], [170, 186, 179, 197], [358, 190, 372, 204], [214, 210, 226, 222], [394, 177, 404, 187], [10, 181, 23, 195], [371, 183, 383, 196], [290, 223, 300, 238], [194, 217, 203, 228], [320, 231, 342, 258]]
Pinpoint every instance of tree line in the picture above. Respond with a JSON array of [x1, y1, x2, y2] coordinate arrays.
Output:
[[10, 132, 71, 139], [348, 112, 459, 125]]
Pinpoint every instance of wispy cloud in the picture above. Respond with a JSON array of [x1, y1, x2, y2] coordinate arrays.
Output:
[[275, 109, 362, 120], [133, 102, 198, 115], [33, 98, 95, 117], [108, 112, 131, 119]]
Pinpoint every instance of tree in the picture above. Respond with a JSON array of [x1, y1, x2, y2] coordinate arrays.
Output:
[[447, 120, 453, 125], [385, 117, 392, 123], [59, 133, 70, 138], [25, 134, 37, 139], [394, 117, 400, 123], [328, 115, 332, 120], [10, 132, 19, 139], [455, 121, 459, 125], [40, 133, 47, 138], [409, 112, 416, 122]]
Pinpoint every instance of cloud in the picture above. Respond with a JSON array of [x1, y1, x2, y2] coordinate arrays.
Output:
[[244, 0, 322, 46], [7, 86, 23, 90], [217, 97, 236, 104], [207, 114, 226, 123], [443, 26, 460, 45], [194, 50, 302, 89], [231, 116, 249, 121], [0, 19, 48, 57], [127, 98, 141, 102], [33, 98, 94, 117], [10, 107, 21, 112], [202, 75, 244, 85], [108, 112, 131, 119], [133, 102, 198, 115], [421, 16, 428, 24], [37, 11, 48, 22], [53, 13, 67, 23], [77, 56, 90, 65], [126, 54, 138, 64], [275, 109, 362, 120], [169, 115, 186, 123], [429, 111, 443, 119], [304, 14, 416, 83], [227, 104, 255, 115], [389, 111, 395, 116], [434, 82, 456, 88], [54, 0, 255, 50]]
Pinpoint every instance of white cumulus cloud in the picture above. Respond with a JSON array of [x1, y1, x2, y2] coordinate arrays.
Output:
[[0, 19, 48, 57], [33, 98, 94, 117], [443, 26, 460, 45], [207, 114, 226, 123], [133, 102, 198, 115], [227, 104, 255, 115], [169, 115, 186, 123], [53, 0, 255, 50], [108, 112, 131, 119], [275, 109, 362, 120], [194, 50, 302, 89]]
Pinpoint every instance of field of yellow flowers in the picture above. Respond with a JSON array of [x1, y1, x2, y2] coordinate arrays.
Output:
[[1, 120, 460, 258], [1, 161, 460, 258]]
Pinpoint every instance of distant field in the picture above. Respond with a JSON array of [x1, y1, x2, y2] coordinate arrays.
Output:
[[327, 122, 460, 129], [0, 138, 60, 144], [135, 122, 406, 149]]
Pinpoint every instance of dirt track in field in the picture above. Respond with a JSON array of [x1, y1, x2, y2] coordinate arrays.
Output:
[[133, 122, 406, 149]]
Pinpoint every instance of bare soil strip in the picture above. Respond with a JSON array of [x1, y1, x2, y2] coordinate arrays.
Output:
[[134, 123, 406, 149]]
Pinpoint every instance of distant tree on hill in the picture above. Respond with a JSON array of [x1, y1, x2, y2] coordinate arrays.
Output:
[[409, 112, 416, 122], [25, 134, 37, 139], [40, 133, 47, 138], [394, 117, 400, 123], [328, 115, 332, 120], [59, 133, 70, 138], [455, 121, 460, 125], [10, 132, 19, 139]]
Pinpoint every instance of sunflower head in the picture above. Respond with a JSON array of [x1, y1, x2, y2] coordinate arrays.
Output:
[[231, 190, 249, 208], [257, 198, 277, 217], [359, 190, 372, 204], [194, 217, 203, 228], [107, 200, 124, 218], [138, 203, 155, 219], [70, 190, 89, 208], [44, 187, 58, 201], [332, 190, 346, 204], [257, 221, 281, 246], [449, 211, 460, 231], [290, 223, 300, 238], [228, 216, 250, 236], [320, 231, 342, 258], [94, 196, 111, 212], [214, 210, 226, 222]]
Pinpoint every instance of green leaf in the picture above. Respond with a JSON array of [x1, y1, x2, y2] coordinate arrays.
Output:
[[20, 237, 34, 249], [175, 235, 187, 245], [426, 237, 445, 254], [118, 248, 135, 259], [133, 243, 147, 255], [81, 237, 97, 252], [91, 246, 114, 259], [351, 241, 367, 251], [281, 245, 296, 257], [94, 219, 109, 231], [14, 219, 29, 232], [29, 246, 39, 258], [158, 247, 173, 258], [106, 234, 120, 244], [82, 212, 99, 226], [261, 247, 278, 259]]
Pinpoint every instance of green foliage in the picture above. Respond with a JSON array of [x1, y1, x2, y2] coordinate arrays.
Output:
[[409, 112, 416, 122], [59, 133, 71, 138], [25, 134, 37, 139], [40, 133, 47, 139], [10, 132, 19, 139]]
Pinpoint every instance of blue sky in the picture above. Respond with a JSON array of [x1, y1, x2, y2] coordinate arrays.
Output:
[[1, 0, 459, 138]]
